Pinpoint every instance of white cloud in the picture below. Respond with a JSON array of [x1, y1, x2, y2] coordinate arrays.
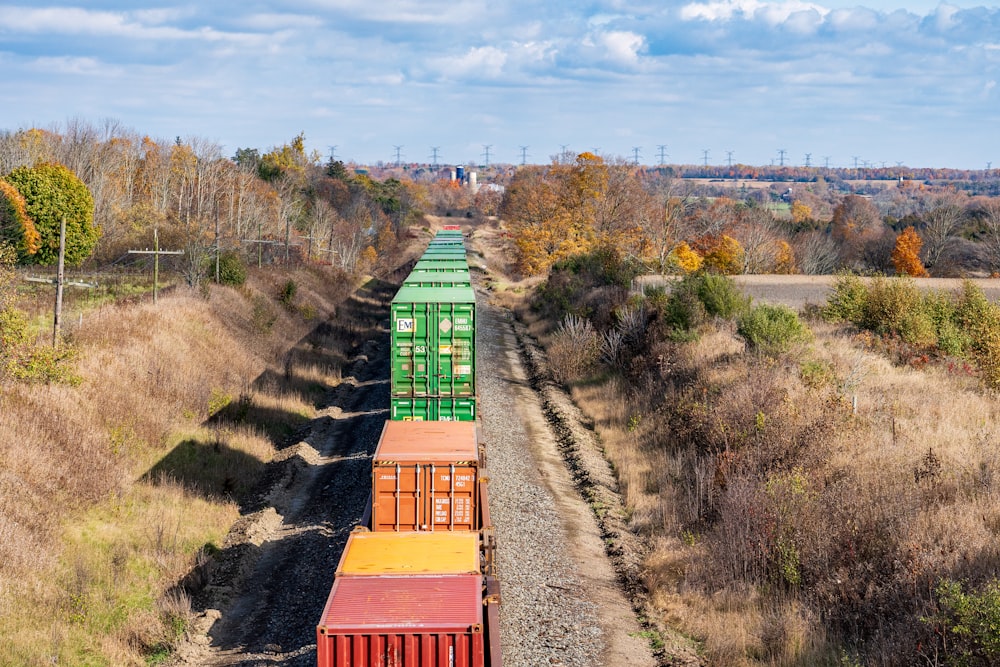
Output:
[[597, 30, 645, 64]]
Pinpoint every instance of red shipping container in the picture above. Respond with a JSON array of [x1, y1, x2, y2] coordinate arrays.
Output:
[[316, 574, 486, 667], [372, 421, 482, 532]]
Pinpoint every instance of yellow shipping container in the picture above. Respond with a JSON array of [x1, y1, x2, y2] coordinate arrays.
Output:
[[336, 531, 480, 576]]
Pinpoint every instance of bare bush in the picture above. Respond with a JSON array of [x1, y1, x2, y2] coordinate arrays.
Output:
[[547, 314, 599, 384]]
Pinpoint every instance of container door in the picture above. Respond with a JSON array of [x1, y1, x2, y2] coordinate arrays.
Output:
[[373, 464, 424, 531], [426, 464, 479, 531], [392, 303, 431, 396]]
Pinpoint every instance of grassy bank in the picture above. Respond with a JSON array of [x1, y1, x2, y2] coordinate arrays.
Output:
[[500, 256, 1000, 665], [0, 264, 357, 665]]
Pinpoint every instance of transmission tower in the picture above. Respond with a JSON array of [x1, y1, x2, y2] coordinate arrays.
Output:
[[430, 147, 440, 167], [631, 146, 641, 166], [656, 145, 668, 165], [481, 145, 492, 166], [804, 153, 812, 168], [328, 145, 337, 162], [726, 150, 734, 167], [393, 145, 403, 167], [702, 149, 710, 167], [519, 146, 529, 166], [777, 149, 787, 167]]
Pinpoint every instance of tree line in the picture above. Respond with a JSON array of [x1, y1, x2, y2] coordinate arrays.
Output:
[[0, 120, 420, 277], [499, 153, 1000, 279]]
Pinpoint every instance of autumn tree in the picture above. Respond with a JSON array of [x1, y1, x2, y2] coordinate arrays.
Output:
[[831, 194, 888, 271], [501, 165, 583, 275], [919, 199, 966, 272], [693, 234, 745, 275], [0, 179, 40, 259], [669, 241, 703, 273], [4, 163, 98, 266], [975, 198, 1000, 274], [891, 226, 928, 277]]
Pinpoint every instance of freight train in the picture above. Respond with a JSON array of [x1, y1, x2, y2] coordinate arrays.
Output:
[[316, 227, 503, 666]]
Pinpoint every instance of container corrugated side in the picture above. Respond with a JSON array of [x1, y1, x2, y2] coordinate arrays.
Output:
[[413, 259, 470, 273], [316, 575, 486, 667], [372, 421, 481, 531], [391, 286, 476, 399], [390, 397, 477, 422], [403, 270, 472, 288], [336, 531, 480, 576]]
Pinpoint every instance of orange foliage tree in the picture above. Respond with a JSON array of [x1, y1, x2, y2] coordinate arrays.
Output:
[[891, 226, 928, 277], [0, 179, 40, 259]]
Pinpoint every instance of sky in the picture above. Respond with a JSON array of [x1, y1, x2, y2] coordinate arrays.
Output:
[[0, 1, 998, 170]]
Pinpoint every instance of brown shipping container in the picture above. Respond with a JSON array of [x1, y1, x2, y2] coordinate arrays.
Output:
[[372, 421, 481, 532], [316, 574, 486, 667]]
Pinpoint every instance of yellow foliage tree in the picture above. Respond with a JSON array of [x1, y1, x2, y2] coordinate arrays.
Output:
[[891, 226, 928, 277], [669, 241, 703, 274], [696, 234, 745, 274], [774, 240, 797, 274], [791, 201, 812, 224]]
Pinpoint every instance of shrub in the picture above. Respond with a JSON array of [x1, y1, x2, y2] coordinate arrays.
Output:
[[661, 276, 706, 341], [697, 272, 751, 319], [547, 314, 599, 384], [217, 251, 247, 286], [925, 578, 1000, 664], [278, 279, 297, 306], [737, 304, 811, 356], [823, 272, 868, 324]]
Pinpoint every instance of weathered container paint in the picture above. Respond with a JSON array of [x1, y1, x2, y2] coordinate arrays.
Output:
[[372, 420, 481, 532], [316, 575, 486, 667], [336, 531, 480, 576]]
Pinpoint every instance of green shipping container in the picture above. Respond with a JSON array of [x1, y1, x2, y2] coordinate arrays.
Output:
[[413, 259, 469, 272], [403, 270, 472, 288], [391, 285, 476, 398], [421, 249, 468, 261], [390, 397, 477, 421]]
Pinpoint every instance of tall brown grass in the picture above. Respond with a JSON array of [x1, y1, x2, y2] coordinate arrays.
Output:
[[0, 264, 355, 665], [521, 285, 1000, 665]]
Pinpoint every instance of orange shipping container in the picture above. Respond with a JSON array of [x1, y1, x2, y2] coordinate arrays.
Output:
[[372, 421, 481, 532]]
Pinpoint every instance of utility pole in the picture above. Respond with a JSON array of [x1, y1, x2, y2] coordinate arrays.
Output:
[[23, 217, 97, 347], [53, 217, 65, 346], [128, 228, 183, 304]]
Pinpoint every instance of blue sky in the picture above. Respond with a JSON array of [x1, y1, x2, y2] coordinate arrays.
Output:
[[0, 1, 997, 169]]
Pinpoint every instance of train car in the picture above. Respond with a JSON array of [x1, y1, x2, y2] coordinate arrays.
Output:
[[317, 228, 502, 667], [403, 270, 472, 288], [370, 420, 484, 532], [412, 259, 470, 273], [390, 284, 476, 406]]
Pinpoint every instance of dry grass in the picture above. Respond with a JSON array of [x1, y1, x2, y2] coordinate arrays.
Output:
[[525, 281, 1000, 665], [0, 264, 356, 666]]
